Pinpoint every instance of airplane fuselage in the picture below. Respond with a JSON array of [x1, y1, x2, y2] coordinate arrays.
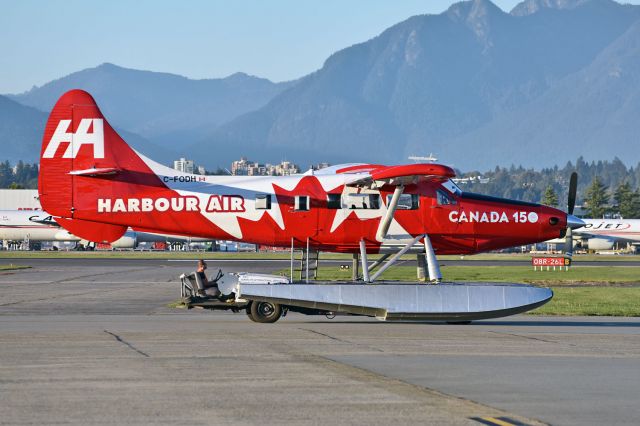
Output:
[[0, 211, 78, 242], [577, 219, 640, 244], [80, 164, 567, 254]]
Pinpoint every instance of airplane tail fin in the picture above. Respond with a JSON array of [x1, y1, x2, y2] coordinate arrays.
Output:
[[38, 90, 162, 242]]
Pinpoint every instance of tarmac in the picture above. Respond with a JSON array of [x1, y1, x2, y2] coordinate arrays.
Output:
[[1, 257, 639, 425], [1, 256, 639, 269]]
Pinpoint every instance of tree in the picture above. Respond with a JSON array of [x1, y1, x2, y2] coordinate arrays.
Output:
[[541, 185, 559, 207], [614, 182, 640, 218], [584, 176, 609, 218], [0, 161, 11, 188]]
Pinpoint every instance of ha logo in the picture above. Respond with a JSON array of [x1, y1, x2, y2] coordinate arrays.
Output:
[[42, 119, 104, 159]]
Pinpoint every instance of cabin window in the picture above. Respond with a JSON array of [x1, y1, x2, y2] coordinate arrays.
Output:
[[294, 195, 310, 211], [387, 193, 419, 210], [255, 194, 271, 210], [342, 193, 380, 209], [327, 193, 341, 209], [437, 189, 455, 206]]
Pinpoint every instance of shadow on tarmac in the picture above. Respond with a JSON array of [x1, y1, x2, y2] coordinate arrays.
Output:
[[475, 319, 640, 327], [291, 319, 640, 327]]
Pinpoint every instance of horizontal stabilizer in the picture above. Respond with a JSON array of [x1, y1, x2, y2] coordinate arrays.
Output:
[[68, 167, 120, 176], [54, 217, 127, 243]]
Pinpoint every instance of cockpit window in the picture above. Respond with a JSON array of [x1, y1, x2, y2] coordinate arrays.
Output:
[[437, 189, 456, 206], [441, 179, 462, 196]]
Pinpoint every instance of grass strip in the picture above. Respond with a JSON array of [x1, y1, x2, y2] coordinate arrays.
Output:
[[0, 264, 30, 271], [0, 250, 637, 262], [310, 265, 640, 285], [294, 265, 640, 316], [531, 287, 640, 316]]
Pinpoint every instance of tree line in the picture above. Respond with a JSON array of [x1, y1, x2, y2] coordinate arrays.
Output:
[[458, 157, 640, 218], [1, 156, 639, 217], [0, 161, 39, 189]]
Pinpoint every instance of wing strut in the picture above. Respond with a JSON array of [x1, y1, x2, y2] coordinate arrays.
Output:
[[376, 185, 404, 241]]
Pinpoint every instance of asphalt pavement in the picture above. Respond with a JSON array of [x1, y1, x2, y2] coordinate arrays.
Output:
[[1, 255, 639, 269], [0, 257, 638, 425]]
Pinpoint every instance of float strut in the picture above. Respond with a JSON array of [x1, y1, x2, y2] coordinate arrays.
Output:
[[370, 234, 423, 282], [351, 253, 359, 281], [368, 253, 392, 273], [424, 234, 442, 283], [290, 238, 294, 283], [359, 239, 370, 282]]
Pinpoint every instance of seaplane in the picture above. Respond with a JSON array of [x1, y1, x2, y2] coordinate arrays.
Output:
[[37, 90, 585, 323]]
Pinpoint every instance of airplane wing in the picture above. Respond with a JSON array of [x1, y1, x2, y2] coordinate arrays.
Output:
[[345, 163, 456, 188]]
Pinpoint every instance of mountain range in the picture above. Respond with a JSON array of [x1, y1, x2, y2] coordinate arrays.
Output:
[[0, 92, 178, 165], [0, 95, 47, 164], [10, 63, 292, 151], [3, 0, 640, 171]]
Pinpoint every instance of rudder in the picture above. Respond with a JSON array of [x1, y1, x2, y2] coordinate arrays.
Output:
[[38, 90, 143, 242]]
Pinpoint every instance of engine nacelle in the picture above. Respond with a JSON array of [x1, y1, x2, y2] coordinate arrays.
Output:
[[111, 231, 138, 249], [587, 237, 615, 251]]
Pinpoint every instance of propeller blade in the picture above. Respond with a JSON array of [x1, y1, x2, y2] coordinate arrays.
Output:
[[565, 227, 573, 258], [563, 172, 578, 258], [567, 172, 577, 215]]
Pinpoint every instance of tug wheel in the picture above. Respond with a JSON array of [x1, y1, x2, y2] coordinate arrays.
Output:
[[246, 301, 282, 323]]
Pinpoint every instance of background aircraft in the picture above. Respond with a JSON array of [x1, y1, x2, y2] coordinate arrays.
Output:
[[0, 210, 212, 249], [574, 218, 640, 250], [0, 210, 78, 244]]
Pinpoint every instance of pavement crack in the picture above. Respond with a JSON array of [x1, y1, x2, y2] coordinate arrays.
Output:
[[103, 330, 150, 358], [0, 285, 143, 307], [487, 331, 578, 347], [487, 331, 556, 344], [51, 267, 157, 284], [299, 328, 384, 352], [266, 340, 546, 426]]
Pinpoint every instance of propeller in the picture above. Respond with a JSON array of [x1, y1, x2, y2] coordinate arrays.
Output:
[[567, 172, 577, 216], [564, 172, 580, 258]]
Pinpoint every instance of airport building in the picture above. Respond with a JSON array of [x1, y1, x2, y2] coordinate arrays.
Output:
[[173, 158, 195, 174], [0, 189, 41, 210], [231, 157, 300, 176]]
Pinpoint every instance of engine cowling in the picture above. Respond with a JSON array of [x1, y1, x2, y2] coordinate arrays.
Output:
[[111, 231, 138, 249], [587, 237, 615, 251]]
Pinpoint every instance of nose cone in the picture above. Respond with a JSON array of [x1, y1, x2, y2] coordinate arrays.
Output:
[[567, 214, 585, 229]]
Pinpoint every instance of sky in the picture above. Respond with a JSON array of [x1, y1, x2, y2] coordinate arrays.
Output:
[[1, 0, 639, 94]]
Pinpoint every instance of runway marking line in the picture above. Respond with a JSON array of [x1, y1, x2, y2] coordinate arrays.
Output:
[[471, 416, 539, 426]]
